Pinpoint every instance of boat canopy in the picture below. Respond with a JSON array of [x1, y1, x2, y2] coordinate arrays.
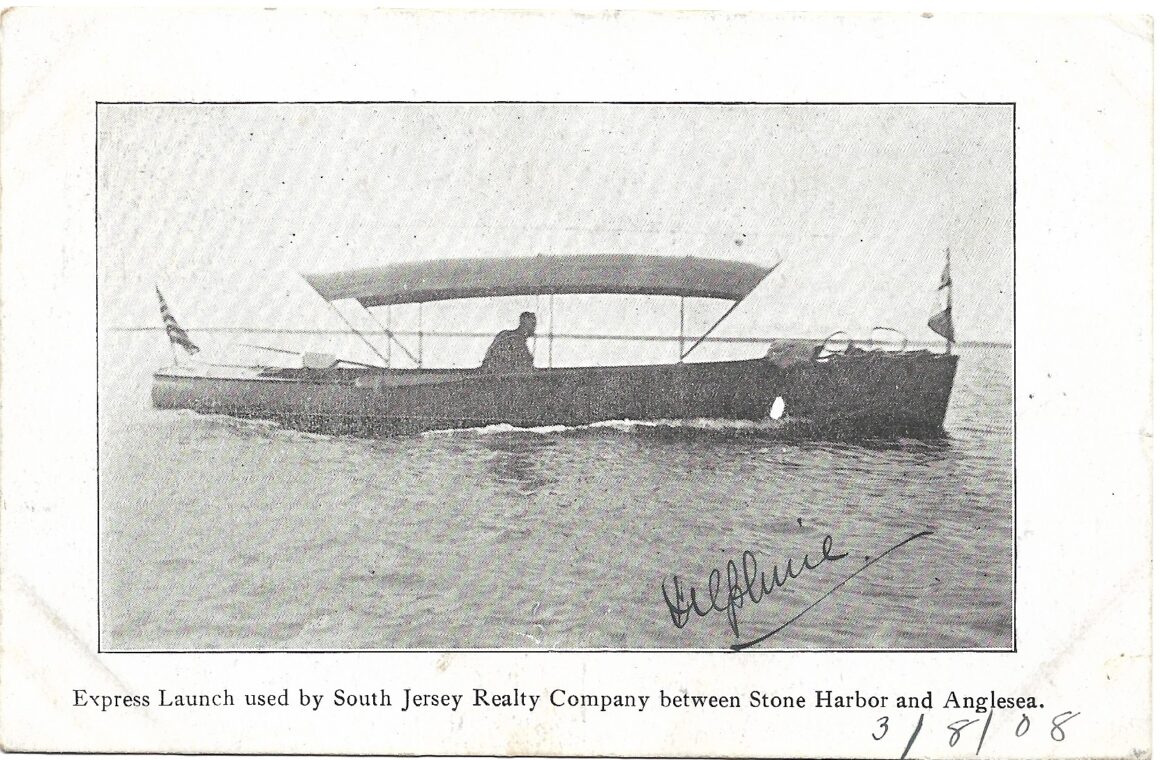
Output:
[[302, 255, 774, 308]]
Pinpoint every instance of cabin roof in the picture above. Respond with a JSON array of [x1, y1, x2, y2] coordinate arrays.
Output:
[[302, 255, 775, 307]]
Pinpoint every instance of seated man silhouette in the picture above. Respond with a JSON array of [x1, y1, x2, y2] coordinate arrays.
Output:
[[481, 311, 536, 372]]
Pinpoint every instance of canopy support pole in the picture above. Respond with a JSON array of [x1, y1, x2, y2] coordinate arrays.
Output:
[[363, 303, 419, 366], [678, 297, 685, 363], [681, 299, 742, 361], [548, 294, 554, 368], [680, 259, 778, 361], [320, 299, 390, 366], [417, 303, 423, 368]]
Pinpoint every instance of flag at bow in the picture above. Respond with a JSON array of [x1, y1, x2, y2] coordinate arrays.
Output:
[[927, 247, 954, 348], [155, 287, 200, 355], [927, 305, 954, 342]]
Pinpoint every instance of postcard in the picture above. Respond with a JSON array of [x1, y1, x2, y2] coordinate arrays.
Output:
[[0, 8, 1150, 758]]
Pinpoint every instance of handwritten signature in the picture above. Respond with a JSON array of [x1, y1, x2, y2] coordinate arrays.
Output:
[[661, 531, 933, 651]]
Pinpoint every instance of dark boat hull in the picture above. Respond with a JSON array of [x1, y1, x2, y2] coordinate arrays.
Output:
[[152, 352, 958, 439]]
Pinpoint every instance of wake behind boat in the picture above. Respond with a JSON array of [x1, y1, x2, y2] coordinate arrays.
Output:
[[151, 253, 959, 438]]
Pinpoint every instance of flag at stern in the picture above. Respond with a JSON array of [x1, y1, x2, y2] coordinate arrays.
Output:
[[155, 287, 200, 355]]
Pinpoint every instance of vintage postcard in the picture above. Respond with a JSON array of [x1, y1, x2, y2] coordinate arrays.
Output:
[[0, 8, 1150, 758]]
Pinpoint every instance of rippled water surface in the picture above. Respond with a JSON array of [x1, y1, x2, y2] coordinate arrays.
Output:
[[100, 337, 1012, 650]]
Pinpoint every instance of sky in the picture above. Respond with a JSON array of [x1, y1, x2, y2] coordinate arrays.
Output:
[[98, 103, 1012, 366]]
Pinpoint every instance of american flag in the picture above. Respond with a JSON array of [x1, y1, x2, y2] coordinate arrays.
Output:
[[155, 287, 200, 355]]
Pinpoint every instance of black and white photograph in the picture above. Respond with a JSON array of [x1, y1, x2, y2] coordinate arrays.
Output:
[[2, 9, 1149, 757], [98, 102, 1014, 652]]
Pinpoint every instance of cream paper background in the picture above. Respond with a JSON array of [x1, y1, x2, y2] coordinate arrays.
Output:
[[0, 9, 1150, 757]]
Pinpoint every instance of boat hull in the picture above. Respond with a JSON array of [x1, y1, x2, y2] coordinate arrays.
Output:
[[152, 353, 958, 439]]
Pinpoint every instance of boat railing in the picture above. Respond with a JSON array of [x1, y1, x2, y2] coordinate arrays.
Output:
[[812, 327, 916, 360], [118, 326, 813, 346], [826, 327, 908, 351], [135, 325, 941, 372]]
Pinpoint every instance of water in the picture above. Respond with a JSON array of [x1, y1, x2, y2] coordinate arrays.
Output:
[[99, 335, 1012, 650]]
